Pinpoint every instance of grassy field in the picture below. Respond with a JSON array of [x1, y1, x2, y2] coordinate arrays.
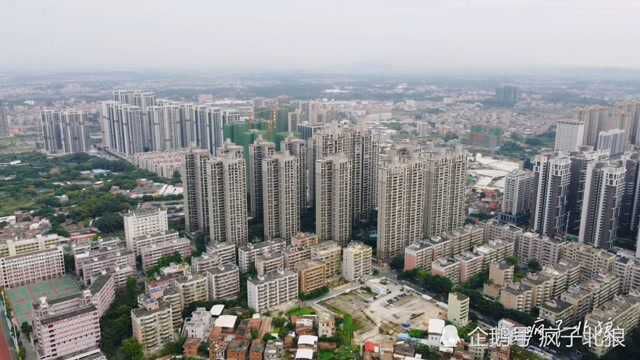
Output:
[[287, 306, 316, 317], [0, 136, 37, 154], [0, 196, 35, 217]]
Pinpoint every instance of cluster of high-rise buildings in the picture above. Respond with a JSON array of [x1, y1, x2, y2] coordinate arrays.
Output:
[[181, 119, 469, 265], [377, 144, 467, 261], [40, 109, 90, 154], [182, 123, 382, 244], [100, 89, 253, 155], [182, 142, 249, 246], [500, 105, 640, 253], [555, 102, 640, 155], [24, 88, 640, 358], [495, 85, 520, 106]]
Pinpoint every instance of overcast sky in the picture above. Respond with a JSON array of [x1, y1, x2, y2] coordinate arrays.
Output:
[[1, 0, 639, 73]]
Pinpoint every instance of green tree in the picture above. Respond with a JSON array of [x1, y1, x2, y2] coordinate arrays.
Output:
[[198, 341, 209, 357], [120, 338, 144, 360], [462, 272, 488, 290], [443, 132, 459, 141], [299, 287, 329, 300], [505, 256, 518, 266], [272, 317, 287, 329], [171, 170, 182, 185], [385, 122, 402, 131], [525, 137, 544, 147], [64, 253, 76, 273], [390, 256, 404, 271], [339, 315, 355, 346], [94, 212, 124, 234], [527, 259, 542, 273], [415, 344, 441, 360], [408, 329, 426, 338], [49, 222, 70, 237], [335, 345, 360, 360], [100, 278, 142, 356], [263, 334, 277, 342], [20, 322, 32, 340], [159, 337, 186, 356], [146, 252, 184, 277]]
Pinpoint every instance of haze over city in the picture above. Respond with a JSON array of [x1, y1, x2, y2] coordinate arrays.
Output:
[[2, 0, 640, 72]]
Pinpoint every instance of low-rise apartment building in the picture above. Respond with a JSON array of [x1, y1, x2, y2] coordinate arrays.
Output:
[[295, 260, 327, 294], [238, 239, 285, 273], [342, 242, 372, 282], [208, 263, 241, 301], [140, 237, 192, 271], [175, 273, 209, 307], [0, 247, 64, 288], [247, 270, 298, 313], [311, 241, 342, 279], [33, 292, 101, 360], [131, 296, 175, 354]]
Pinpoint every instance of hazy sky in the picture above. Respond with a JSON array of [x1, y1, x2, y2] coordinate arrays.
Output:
[[1, 0, 639, 73]]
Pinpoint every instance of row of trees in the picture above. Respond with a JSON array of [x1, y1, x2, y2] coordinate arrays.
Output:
[[398, 269, 454, 299], [299, 287, 330, 301], [100, 278, 143, 358]]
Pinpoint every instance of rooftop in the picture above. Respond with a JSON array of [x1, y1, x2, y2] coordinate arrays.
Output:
[[298, 335, 318, 346], [176, 273, 207, 284], [132, 299, 171, 318], [502, 283, 533, 295], [41, 303, 97, 325], [214, 314, 238, 329], [428, 318, 445, 334], [294, 259, 325, 272], [295, 348, 314, 360], [239, 239, 284, 252], [249, 269, 297, 284], [5, 275, 82, 325], [89, 274, 112, 294], [210, 304, 225, 316], [541, 299, 573, 313], [209, 263, 239, 275]]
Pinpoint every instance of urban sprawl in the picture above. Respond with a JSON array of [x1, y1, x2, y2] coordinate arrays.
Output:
[[3, 83, 640, 360]]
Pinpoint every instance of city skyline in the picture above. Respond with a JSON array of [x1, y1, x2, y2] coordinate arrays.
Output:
[[4, 2, 640, 357]]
